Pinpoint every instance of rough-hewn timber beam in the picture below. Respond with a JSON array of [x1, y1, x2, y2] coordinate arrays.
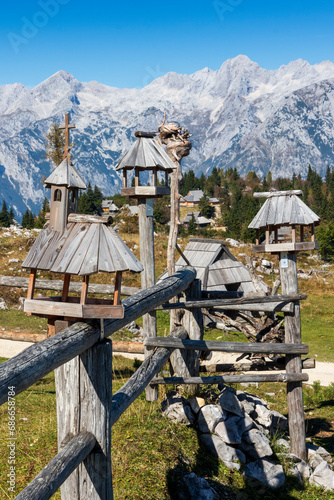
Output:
[[150, 373, 309, 385], [156, 294, 307, 310], [144, 338, 309, 355]]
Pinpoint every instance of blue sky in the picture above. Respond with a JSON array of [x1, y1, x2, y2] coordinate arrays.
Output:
[[1, 0, 334, 88]]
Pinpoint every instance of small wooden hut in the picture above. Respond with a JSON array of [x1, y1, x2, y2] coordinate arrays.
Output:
[[22, 113, 143, 323], [163, 238, 257, 295], [249, 190, 320, 253], [116, 131, 176, 198]]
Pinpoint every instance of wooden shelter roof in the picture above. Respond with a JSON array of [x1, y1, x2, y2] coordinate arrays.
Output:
[[116, 136, 176, 172], [162, 238, 256, 294], [248, 191, 320, 230], [22, 222, 143, 275], [44, 157, 87, 189]]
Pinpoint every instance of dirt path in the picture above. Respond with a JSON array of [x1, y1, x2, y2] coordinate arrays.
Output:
[[1, 339, 333, 386]]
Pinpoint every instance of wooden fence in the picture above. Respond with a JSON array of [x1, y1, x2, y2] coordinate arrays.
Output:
[[0, 264, 312, 498]]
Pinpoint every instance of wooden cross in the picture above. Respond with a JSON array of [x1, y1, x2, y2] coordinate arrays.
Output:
[[59, 112, 75, 160]]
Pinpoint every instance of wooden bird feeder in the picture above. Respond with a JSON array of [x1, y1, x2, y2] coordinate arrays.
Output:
[[248, 190, 321, 253], [116, 131, 176, 198], [22, 114, 143, 325]]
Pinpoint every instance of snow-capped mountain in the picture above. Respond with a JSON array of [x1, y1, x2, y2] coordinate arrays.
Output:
[[1, 55, 334, 218]]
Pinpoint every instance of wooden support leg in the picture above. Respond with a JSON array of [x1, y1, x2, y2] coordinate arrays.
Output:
[[62, 273, 71, 302], [280, 252, 307, 460], [80, 275, 89, 305], [27, 269, 37, 300], [55, 338, 113, 499], [113, 272, 122, 306], [138, 199, 158, 401]]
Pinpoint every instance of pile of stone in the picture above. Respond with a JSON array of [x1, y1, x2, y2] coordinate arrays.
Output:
[[123, 321, 143, 340], [161, 386, 334, 492]]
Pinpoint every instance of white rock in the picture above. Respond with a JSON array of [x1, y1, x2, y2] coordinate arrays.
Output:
[[161, 393, 195, 426], [214, 416, 243, 444], [198, 405, 226, 433], [183, 473, 219, 500], [251, 404, 272, 428], [0, 299, 8, 310], [8, 258, 20, 263], [244, 459, 285, 489], [310, 461, 334, 491], [241, 428, 273, 459], [200, 434, 246, 470], [218, 387, 244, 417]]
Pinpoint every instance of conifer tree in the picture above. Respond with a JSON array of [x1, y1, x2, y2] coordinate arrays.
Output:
[[187, 214, 197, 235], [45, 123, 65, 167], [0, 201, 10, 227], [9, 206, 15, 225]]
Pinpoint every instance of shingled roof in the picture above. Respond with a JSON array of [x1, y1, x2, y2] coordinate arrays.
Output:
[[162, 238, 257, 294], [22, 222, 143, 275], [249, 191, 320, 229], [44, 157, 87, 190], [116, 136, 176, 172]]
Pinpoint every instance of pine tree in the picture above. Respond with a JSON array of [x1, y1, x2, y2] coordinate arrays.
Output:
[[9, 207, 15, 225], [187, 214, 197, 235], [198, 195, 214, 218], [35, 197, 50, 228], [45, 123, 65, 167], [0, 201, 10, 227], [21, 209, 35, 229]]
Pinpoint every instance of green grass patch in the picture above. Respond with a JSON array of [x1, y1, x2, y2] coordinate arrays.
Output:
[[0, 355, 333, 499], [301, 295, 334, 362], [0, 309, 47, 335]]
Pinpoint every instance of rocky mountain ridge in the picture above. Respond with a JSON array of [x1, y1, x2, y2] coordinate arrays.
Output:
[[1, 55, 334, 218]]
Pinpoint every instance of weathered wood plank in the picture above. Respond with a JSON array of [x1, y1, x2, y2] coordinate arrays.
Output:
[[0, 275, 140, 296], [254, 190, 303, 198], [157, 294, 307, 310], [138, 199, 158, 401], [24, 299, 124, 318], [144, 338, 309, 354], [155, 301, 294, 313], [200, 358, 316, 373], [111, 327, 187, 427], [15, 432, 96, 500], [79, 340, 113, 498], [150, 373, 309, 385], [0, 266, 196, 405], [252, 242, 317, 253], [67, 214, 112, 224], [281, 252, 307, 460]]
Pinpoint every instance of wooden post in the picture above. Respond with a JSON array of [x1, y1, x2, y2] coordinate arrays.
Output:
[[80, 275, 89, 305], [135, 168, 139, 187], [113, 271, 122, 305], [170, 280, 203, 395], [62, 274, 71, 302], [138, 199, 158, 401], [27, 269, 37, 300], [123, 170, 127, 188], [280, 252, 307, 460], [55, 337, 113, 499]]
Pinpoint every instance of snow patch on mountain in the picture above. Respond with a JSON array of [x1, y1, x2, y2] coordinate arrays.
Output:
[[1, 56, 334, 219]]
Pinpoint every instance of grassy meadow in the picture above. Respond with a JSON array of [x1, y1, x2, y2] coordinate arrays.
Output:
[[0, 227, 333, 498]]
